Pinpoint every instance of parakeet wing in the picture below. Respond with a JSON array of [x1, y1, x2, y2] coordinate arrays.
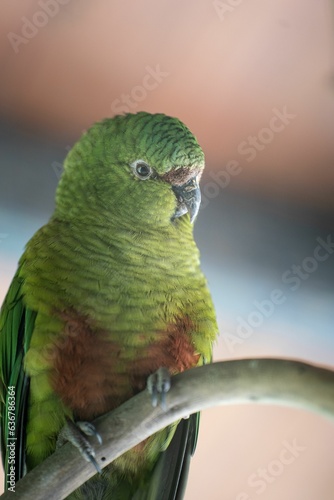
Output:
[[0, 271, 35, 486], [136, 413, 199, 500]]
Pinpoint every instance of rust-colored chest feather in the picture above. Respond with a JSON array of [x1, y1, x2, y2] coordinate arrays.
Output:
[[51, 311, 200, 421]]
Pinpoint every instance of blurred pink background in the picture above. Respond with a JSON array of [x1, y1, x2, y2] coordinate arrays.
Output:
[[1, 1, 334, 498]]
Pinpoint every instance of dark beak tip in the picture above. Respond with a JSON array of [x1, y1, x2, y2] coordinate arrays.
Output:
[[172, 177, 201, 224], [189, 211, 197, 224]]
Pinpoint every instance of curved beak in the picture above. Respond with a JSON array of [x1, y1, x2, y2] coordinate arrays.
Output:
[[172, 177, 201, 223]]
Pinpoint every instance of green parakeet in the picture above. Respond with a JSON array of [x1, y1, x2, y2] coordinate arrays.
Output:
[[0, 112, 218, 499]]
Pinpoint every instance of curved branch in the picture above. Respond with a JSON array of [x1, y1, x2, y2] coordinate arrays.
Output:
[[1, 358, 334, 499]]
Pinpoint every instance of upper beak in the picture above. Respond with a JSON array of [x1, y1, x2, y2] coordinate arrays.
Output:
[[172, 177, 201, 223]]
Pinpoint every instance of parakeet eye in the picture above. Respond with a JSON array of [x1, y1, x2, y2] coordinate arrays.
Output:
[[131, 160, 153, 180]]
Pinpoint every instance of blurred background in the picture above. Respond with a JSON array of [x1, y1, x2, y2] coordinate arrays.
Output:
[[1, 1, 334, 498]]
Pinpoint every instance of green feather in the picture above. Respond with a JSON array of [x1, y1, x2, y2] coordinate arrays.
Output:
[[0, 271, 36, 487]]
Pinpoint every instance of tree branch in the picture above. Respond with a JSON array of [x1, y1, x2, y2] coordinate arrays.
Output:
[[2, 358, 334, 499]]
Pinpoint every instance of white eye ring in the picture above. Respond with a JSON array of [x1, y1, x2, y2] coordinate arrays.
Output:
[[131, 160, 153, 180]]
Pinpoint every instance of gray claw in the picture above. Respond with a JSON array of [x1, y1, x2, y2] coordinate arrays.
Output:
[[147, 367, 171, 410], [76, 421, 103, 445], [57, 417, 103, 474]]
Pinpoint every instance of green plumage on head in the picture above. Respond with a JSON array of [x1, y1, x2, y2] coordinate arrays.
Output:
[[56, 112, 205, 227]]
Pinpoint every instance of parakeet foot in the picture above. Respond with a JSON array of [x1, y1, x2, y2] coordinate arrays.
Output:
[[57, 417, 103, 473], [147, 367, 171, 410]]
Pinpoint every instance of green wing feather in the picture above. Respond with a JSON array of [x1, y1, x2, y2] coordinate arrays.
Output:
[[144, 413, 200, 500], [0, 270, 35, 488]]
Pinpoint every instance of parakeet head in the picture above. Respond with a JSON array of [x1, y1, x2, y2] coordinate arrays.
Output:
[[55, 112, 205, 228]]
